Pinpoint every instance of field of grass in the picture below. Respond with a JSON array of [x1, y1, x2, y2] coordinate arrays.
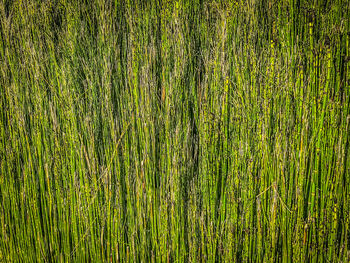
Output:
[[1, 0, 349, 262]]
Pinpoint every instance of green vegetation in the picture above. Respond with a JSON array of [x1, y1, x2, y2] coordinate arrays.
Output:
[[1, 0, 349, 262]]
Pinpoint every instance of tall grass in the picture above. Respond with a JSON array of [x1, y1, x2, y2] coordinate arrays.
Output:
[[0, 0, 349, 262]]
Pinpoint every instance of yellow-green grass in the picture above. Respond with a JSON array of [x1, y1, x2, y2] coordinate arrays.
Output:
[[0, 0, 349, 262]]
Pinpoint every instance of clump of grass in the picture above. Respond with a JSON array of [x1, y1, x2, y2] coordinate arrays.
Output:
[[0, 0, 349, 262]]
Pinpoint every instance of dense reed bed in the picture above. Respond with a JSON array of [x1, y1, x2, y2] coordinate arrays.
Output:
[[1, 0, 349, 262]]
